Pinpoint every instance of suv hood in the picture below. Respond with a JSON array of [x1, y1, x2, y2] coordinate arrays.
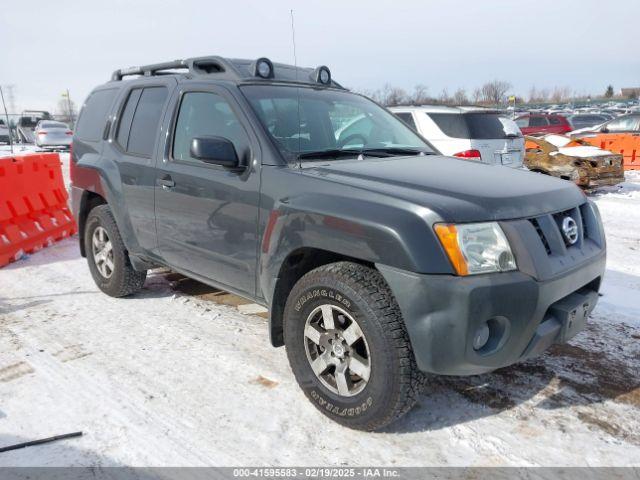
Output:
[[301, 155, 585, 223]]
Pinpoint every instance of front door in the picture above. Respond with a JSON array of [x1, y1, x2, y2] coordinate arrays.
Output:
[[154, 85, 261, 296]]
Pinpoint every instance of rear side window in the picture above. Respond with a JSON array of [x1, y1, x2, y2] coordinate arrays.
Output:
[[429, 113, 518, 139], [117, 86, 168, 157], [515, 117, 528, 128], [75, 89, 117, 141], [528, 116, 548, 127], [548, 116, 563, 125], [395, 112, 417, 131]]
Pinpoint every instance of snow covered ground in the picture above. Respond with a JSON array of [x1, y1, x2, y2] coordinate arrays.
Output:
[[0, 148, 639, 466]]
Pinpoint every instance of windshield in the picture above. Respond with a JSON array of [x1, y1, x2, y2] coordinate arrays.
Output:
[[241, 85, 435, 161]]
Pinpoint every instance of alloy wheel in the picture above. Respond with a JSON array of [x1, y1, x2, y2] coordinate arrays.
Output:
[[303, 304, 371, 397]]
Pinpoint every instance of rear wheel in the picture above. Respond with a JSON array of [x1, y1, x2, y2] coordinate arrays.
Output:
[[84, 205, 146, 297], [283, 261, 423, 431]]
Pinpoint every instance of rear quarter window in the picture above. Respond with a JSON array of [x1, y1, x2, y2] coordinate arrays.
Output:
[[427, 113, 468, 138], [394, 112, 417, 131], [75, 89, 118, 141]]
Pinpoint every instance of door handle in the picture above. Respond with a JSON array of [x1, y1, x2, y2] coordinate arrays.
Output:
[[158, 175, 175, 189]]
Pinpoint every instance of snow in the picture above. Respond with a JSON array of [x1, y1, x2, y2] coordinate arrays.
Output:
[[543, 134, 572, 148], [540, 134, 615, 158], [0, 151, 639, 467]]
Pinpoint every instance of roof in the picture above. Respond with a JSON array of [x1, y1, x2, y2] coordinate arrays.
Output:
[[388, 105, 498, 114], [108, 55, 344, 89]]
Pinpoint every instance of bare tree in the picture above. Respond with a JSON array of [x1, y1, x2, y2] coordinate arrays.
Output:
[[372, 84, 409, 106], [550, 86, 572, 103], [410, 84, 431, 105], [472, 87, 482, 104], [56, 97, 77, 125], [452, 88, 469, 105], [479, 80, 512, 106], [437, 88, 450, 105]]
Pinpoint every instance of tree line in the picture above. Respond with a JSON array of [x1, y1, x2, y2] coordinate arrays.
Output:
[[356, 81, 635, 107]]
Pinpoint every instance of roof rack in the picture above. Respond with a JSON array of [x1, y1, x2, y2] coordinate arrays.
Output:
[[109, 55, 343, 89], [110, 56, 240, 81]]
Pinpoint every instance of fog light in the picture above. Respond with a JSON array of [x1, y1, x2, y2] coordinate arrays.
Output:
[[311, 65, 332, 85], [473, 323, 490, 351], [253, 57, 274, 79]]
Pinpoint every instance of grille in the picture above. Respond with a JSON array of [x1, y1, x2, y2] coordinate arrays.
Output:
[[529, 206, 585, 255], [529, 218, 552, 255]]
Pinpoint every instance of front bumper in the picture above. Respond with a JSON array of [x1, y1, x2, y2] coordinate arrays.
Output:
[[377, 250, 605, 375]]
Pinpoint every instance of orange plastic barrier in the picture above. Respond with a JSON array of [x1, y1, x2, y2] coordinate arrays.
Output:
[[0, 153, 77, 267], [580, 134, 640, 170]]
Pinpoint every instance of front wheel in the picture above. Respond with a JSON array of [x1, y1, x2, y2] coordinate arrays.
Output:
[[84, 205, 146, 297], [283, 262, 423, 431]]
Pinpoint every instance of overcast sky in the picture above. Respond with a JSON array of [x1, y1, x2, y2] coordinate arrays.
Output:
[[1, 0, 639, 113]]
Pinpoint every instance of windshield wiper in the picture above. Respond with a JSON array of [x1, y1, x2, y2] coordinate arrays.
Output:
[[297, 149, 362, 160], [296, 147, 433, 161], [359, 147, 433, 157]]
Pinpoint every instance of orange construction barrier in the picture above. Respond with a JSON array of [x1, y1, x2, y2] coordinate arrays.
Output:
[[0, 152, 77, 267], [580, 134, 640, 170]]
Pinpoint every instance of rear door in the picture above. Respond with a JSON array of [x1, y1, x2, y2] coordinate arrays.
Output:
[[154, 83, 261, 296], [465, 113, 524, 168], [107, 79, 175, 253]]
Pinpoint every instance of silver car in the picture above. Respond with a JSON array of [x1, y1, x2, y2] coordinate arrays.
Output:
[[35, 120, 73, 149]]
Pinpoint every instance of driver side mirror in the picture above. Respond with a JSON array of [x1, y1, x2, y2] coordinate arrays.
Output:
[[190, 136, 241, 168], [600, 126, 609, 133]]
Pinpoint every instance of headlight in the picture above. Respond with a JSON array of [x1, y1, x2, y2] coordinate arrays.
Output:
[[434, 222, 517, 275]]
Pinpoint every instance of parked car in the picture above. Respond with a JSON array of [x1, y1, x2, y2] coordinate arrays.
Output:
[[0, 119, 10, 144], [71, 55, 606, 431], [34, 120, 73, 149], [390, 106, 524, 168], [515, 114, 572, 135], [570, 113, 640, 136], [567, 114, 612, 131], [524, 134, 624, 189]]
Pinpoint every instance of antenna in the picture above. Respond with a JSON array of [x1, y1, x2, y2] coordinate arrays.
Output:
[[290, 9, 302, 168], [290, 9, 298, 72]]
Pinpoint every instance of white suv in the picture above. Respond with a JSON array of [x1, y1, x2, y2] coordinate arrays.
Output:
[[389, 105, 524, 168]]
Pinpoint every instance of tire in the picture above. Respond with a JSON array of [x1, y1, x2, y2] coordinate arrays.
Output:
[[84, 205, 147, 297], [283, 261, 423, 431]]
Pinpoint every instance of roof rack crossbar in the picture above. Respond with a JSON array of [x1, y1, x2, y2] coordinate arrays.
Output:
[[110, 56, 238, 81], [111, 59, 189, 81]]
